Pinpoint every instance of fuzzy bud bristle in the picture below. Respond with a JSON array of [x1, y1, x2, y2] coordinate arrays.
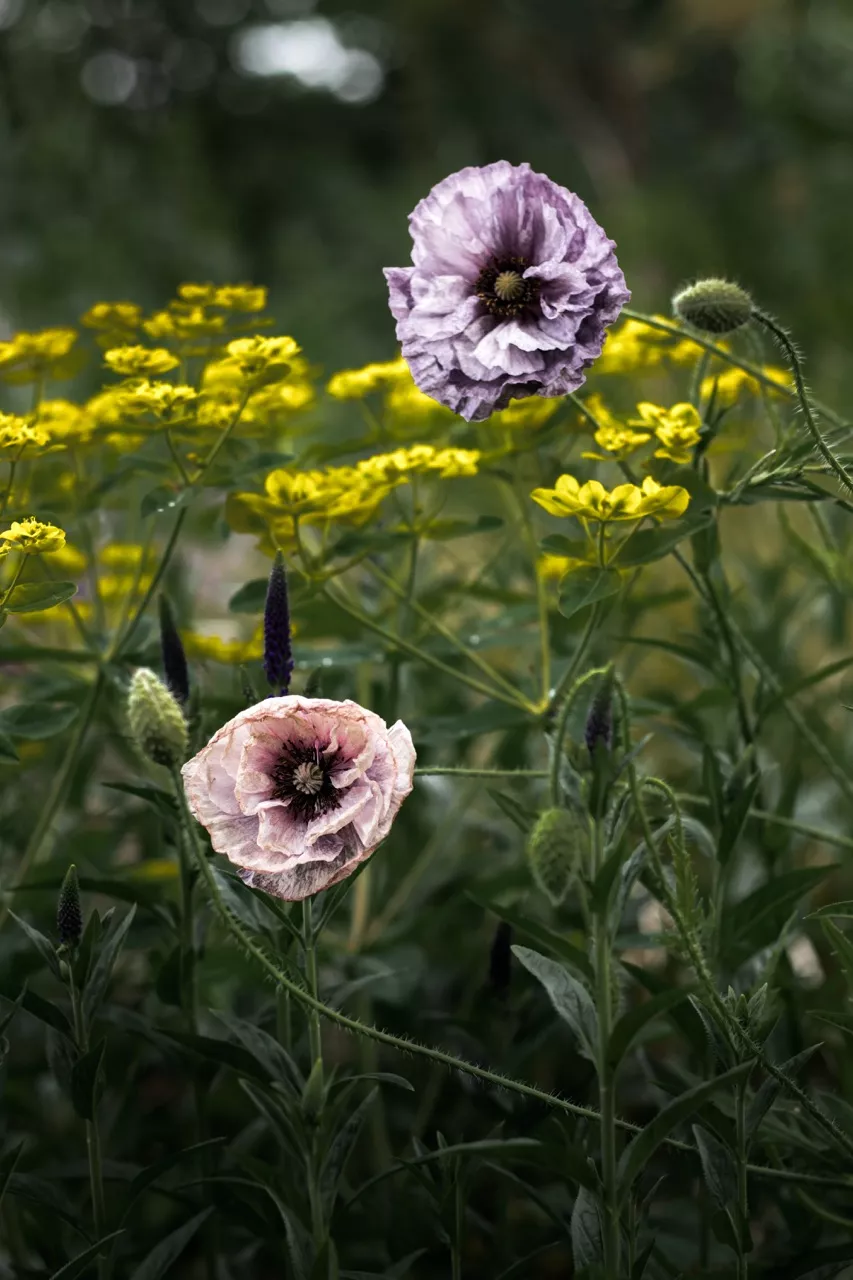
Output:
[[127, 668, 189, 768], [672, 278, 753, 335]]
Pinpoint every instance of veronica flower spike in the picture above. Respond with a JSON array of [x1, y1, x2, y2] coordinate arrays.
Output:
[[384, 161, 630, 421]]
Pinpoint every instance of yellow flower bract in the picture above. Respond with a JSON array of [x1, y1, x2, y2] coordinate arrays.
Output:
[[531, 474, 690, 523]]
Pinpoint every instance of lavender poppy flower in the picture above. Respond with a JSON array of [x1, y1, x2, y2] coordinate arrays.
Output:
[[181, 696, 415, 901], [384, 162, 630, 421]]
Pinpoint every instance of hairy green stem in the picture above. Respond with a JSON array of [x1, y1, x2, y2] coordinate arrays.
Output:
[[549, 666, 609, 805], [548, 603, 602, 713], [592, 820, 620, 1278], [751, 308, 853, 499]]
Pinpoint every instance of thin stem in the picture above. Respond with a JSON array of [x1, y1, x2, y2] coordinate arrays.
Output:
[[302, 897, 323, 1069], [752, 308, 853, 499], [452, 1178, 464, 1280], [548, 603, 603, 712], [699, 560, 754, 746], [321, 583, 534, 712], [621, 308, 846, 430], [365, 559, 526, 705], [0, 552, 26, 609], [190, 392, 251, 483], [0, 445, 25, 517], [171, 771, 853, 1186], [112, 509, 187, 657], [68, 968, 108, 1280], [592, 820, 619, 1278], [501, 477, 551, 704], [0, 668, 106, 931], [736, 1077, 749, 1280], [415, 767, 548, 779], [165, 428, 190, 486]]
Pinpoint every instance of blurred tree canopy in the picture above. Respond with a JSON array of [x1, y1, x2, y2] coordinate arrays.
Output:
[[0, 0, 851, 388]]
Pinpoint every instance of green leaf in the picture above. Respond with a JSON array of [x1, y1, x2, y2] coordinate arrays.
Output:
[[4, 580, 78, 613], [102, 780, 177, 820], [486, 789, 538, 835], [467, 894, 593, 983], [127, 1207, 212, 1280], [125, 1138, 226, 1215], [214, 1012, 303, 1089], [161, 1030, 272, 1081], [71, 1038, 106, 1121], [821, 919, 853, 993], [722, 867, 835, 964], [717, 770, 761, 867], [608, 987, 694, 1070], [570, 1185, 603, 1272], [82, 906, 137, 1026], [745, 1046, 819, 1144], [810, 901, 853, 920], [8, 911, 62, 979], [228, 578, 269, 614], [558, 567, 622, 620], [0, 702, 79, 739], [538, 533, 592, 559], [320, 1087, 378, 1210], [140, 486, 191, 518], [49, 1230, 125, 1280], [616, 1063, 752, 1204], [612, 514, 713, 568], [692, 1125, 736, 1210], [0, 731, 18, 761], [6, 986, 73, 1039], [422, 514, 504, 540], [0, 1141, 24, 1215], [512, 945, 597, 1059]]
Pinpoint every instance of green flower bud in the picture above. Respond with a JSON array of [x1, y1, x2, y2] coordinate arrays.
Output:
[[672, 278, 753, 335], [525, 807, 586, 906], [57, 864, 83, 949], [127, 668, 189, 768]]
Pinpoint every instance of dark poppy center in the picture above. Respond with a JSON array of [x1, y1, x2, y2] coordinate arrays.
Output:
[[474, 256, 541, 318], [271, 741, 341, 821]]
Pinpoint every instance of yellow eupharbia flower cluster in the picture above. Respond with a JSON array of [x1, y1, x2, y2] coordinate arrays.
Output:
[[0, 328, 78, 384], [596, 316, 696, 375], [631, 402, 703, 464], [700, 364, 790, 404], [230, 443, 482, 544], [104, 346, 180, 378], [0, 517, 67, 554], [531, 474, 690, 523], [0, 413, 52, 456]]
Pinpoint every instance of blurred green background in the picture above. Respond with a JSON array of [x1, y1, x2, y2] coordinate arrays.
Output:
[[1, 0, 851, 388]]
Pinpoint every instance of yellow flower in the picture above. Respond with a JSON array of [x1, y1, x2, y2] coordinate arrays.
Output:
[[100, 543, 150, 570], [531, 474, 690, 523], [356, 444, 480, 482], [213, 285, 267, 312], [37, 399, 93, 444], [224, 335, 300, 379], [0, 517, 67, 554], [537, 553, 593, 582], [182, 625, 264, 664], [429, 447, 480, 477], [105, 346, 180, 378], [384, 379, 447, 423], [631, 402, 702, 464], [0, 414, 51, 455], [327, 357, 410, 399], [122, 380, 198, 422], [82, 302, 142, 332], [0, 328, 78, 383], [491, 396, 563, 430], [177, 283, 218, 305], [43, 543, 88, 575], [700, 364, 789, 404], [143, 307, 225, 343], [99, 572, 154, 603]]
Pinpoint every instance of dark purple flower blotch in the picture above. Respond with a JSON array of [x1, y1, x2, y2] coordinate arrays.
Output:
[[264, 551, 294, 696], [384, 162, 630, 422]]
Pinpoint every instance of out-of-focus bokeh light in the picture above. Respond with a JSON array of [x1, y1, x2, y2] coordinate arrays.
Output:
[[232, 17, 383, 104], [80, 49, 138, 105]]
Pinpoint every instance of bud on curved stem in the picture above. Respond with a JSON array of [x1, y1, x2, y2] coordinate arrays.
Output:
[[127, 668, 189, 768]]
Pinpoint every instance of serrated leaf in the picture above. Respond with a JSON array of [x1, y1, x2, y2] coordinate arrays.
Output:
[[127, 1207, 212, 1280], [0, 702, 79, 739], [558, 567, 622, 620], [512, 946, 597, 1059], [616, 1063, 752, 1203], [745, 1046, 819, 1144], [49, 1230, 125, 1280], [570, 1185, 603, 1272], [4, 580, 78, 613], [9, 911, 62, 979], [82, 906, 136, 1026], [692, 1124, 737, 1210], [71, 1038, 106, 1121], [608, 987, 693, 1070]]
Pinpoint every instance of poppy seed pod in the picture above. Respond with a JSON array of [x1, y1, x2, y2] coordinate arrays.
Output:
[[128, 668, 189, 768], [672, 278, 753, 335]]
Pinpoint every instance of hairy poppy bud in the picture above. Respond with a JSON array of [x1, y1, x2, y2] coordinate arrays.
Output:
[[158, 595, 190, 705], [672, 278, 753, 335], [584, 666, 615, 757], [525, 807, 585, 906], [264, 551, 294, 696], [128, 668, 189, 768], [57, 864, 83, 949]]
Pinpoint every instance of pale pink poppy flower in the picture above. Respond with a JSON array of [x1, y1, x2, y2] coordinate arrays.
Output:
[[181, 696, 416, 901]]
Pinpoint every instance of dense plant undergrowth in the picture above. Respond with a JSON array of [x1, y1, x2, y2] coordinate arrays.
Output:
[[3, 265, 853, 1280]]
